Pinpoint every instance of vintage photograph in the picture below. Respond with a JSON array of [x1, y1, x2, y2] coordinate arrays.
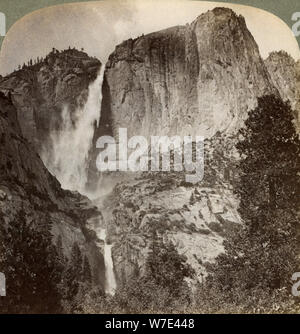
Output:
[[0, 0, 299, 314]]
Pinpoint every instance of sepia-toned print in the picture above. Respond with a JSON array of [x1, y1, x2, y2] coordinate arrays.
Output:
[[0, 0, 299, 314]]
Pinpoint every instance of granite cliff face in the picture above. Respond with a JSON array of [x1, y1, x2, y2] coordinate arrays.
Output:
[[0, 92, 105, 288], [0, 48, 101, 153], [87, 8, 286, 286], [96, 7, 277, 142], [265, 51, 300, 130], [99, 170, 241, 286]]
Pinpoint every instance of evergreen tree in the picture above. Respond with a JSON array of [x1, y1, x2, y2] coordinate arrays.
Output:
[[146, 231, 194, 297], [71, 243, 83, 275], [82, 256, 92, 283], [56, 235, 66, 266], [0, 210, 63, 313], [63, 242, 82, 301], [207, 95, 300, 307], [114, 231, 194, 313]]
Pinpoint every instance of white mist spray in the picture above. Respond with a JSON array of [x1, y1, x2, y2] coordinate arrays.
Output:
[[42, 66, 105, 194], [42, 65, 117, 292]]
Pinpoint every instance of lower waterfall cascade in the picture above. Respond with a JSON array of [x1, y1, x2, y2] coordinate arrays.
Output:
[[96, 227, 117, 295]]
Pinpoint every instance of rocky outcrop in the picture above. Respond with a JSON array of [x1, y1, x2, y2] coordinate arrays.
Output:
[[265, 51, 300, 130], [0, 48, 101, 152], [96, 7, 277, 142], [91, 8, 295, 288], [0, 92, 105, 287], [99, 171, 241, 286]]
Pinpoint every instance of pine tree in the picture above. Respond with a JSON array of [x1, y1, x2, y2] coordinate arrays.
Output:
[[146, 231, 194, 294], [82, 256, 92, 283], [207, 95, 300, 306], [56, 235, 66, 266], [114, 230, 194, 313], [189, 191, 196, 205], [0, 210, 63, 313], [63, 242, 82, 301], [71, 243, 83, 275]]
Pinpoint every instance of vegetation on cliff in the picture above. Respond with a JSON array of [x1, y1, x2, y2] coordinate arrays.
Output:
[[196, 95, 300, 313]]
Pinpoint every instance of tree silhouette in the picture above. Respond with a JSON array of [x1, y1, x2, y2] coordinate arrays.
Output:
[[82, 256, 92, 283], [63, 242, 82, 301], [207, 95, 300, 306], [0, 210, 63, 313]]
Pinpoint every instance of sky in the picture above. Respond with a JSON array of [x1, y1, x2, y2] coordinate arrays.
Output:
[[0, 0, 299, 75]]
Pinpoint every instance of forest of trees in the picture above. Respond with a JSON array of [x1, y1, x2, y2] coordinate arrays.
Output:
[[0, 210, 94, 313], [13, 46, 86, 72], [196, 95, 300, 313], [0, 210, 62, 313]]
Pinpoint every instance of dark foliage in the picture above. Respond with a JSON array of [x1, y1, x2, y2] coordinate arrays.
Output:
[[201, 95, 300, 312], [0, 211, 63, 313]]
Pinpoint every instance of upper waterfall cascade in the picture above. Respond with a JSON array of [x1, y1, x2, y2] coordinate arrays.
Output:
[[41, 66, 105, 195]]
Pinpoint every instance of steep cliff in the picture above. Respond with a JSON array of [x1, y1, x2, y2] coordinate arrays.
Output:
[[0, 48, 101, 152], [91, 8, 300, 288], [265, 51, 300, 130], [96, 7, 277, 142], [0, 92, 105, 290], [98, 166, 241, 287]]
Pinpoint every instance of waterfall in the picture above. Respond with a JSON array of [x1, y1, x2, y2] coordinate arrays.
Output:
[[96, 227, 117, 295], [42, 66, 105, 195], [41, 64, 117, 292]]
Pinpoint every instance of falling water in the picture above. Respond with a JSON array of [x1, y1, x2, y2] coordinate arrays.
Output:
[[42, 65, 105, 195], [41, 64, 117, 292], [96, 227, 117, 295]]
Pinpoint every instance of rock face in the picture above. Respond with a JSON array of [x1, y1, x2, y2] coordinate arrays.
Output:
[[0, 92, 105, 288], [92, 8, 300, 288], [265, 51, 300, 130], [97, 7, 277, 142], [99, 169, 241, 286], [0, 48, 101, 152]]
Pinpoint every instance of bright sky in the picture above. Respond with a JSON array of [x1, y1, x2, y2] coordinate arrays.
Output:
[[0, 0, 299, 75]]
